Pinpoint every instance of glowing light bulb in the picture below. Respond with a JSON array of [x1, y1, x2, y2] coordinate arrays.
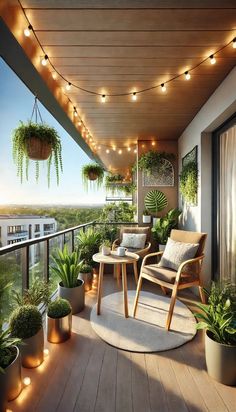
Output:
[[23, 377, 31, 386], [113, 146, 116, 151], [52, 72, 57, 80], [66, 82, 71, 91], [44, 348, 49, 357], [210, 55, 216, 65], [106, 149, 110, 154], [132, 92, 137, 101], [24, 25, 32, 37], [78, 120, 82, 126], [101, 95, 106, 103], [151, 141, 156, 146], [233, 38, 236, 49], [161, 83, 166, 92], [134, 148, 137, 154], [185, 71, 191, 80], [41, 55, 48, 66], [89, 137, 93, 142], [98, 146, 101, 150], [127, 147, 131, 152], [86, 133, 90, 138], [73, 107, 78, 117], [118, 149, 122, 154]]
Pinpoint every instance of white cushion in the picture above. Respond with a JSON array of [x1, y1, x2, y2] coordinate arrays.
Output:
[[158, 237, 199, 271], [121, 233, 147, 249]]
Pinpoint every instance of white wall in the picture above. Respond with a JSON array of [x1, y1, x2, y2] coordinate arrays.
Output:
[[178, 67, 236, 286]]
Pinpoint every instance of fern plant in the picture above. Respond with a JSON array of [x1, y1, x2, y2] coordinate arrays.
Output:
[[50, 245, 83, 288], [12, 121, 63, 186]]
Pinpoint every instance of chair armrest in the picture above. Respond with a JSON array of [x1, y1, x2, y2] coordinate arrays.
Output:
[[176, 255, 205, 282], [142, 251, 163, 267], [112, 238, 120, 251]]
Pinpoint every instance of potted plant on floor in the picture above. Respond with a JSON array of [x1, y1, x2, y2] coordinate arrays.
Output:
[[78, 263, 93, 292], [0, 280, 22, 411], [51, 245, 85, 314], [195, 282, 236, 386], [82, 163, 104, 191], [46, 298, 72, 344], [9, 305, 44, 368], [142, 209, 151, 224], [77, 227, 102, 271], [151, 208, 182, 250], [144, 190, 168, 226]]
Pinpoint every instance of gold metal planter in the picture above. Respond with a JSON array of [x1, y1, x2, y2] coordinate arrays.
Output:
[[21, 327, 44, 368], [46, 312, 72, 344], [0, 346, 22, 410]]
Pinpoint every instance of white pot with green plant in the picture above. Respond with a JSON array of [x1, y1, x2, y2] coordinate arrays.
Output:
[[101, 240, 111, 256], [78, 264, 93, 292], [151, 208, 182, 250], [46, 298, 72, 344], [144, 190, 168, 226], [51, 245, 85, 314], [195, 283, 236, 386], [9, 305, 44, 368], [142, 209, 151, 224]]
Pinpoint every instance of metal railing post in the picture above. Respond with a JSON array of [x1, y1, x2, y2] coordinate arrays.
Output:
[[21, 245, 29, 292], [71, 230, 75, 252], [44, 239, 49, 283]]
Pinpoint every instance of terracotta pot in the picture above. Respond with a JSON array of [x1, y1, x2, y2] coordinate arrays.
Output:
[[0, 346, 22, 410], [21, 327, 44, 368], [47, 312, 72, 344], [58, 280, 85, 314], [78, 272, 93, 292], [205, 331, 236, 386], [26, 136, 52, 161], [88, 171, 98, 181]]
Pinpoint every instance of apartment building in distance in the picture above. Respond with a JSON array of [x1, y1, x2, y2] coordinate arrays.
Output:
[[0, 215, 57, 247]]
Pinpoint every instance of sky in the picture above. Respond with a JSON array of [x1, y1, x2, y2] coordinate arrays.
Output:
[[0, 58, 106, 205]]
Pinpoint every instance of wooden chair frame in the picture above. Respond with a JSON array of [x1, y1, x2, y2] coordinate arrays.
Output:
[[132, 250, 206, 331]]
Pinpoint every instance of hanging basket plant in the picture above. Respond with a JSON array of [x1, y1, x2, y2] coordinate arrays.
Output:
[[137, 151, 175, 176], [82, 163, 104, 191], [12, 97, 62, 186], [179, 160, 198, 205]]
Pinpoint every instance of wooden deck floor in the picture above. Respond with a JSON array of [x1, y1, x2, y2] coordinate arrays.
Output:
[[8, 274, 236, 412]]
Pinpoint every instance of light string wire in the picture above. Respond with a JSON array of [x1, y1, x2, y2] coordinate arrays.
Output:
[[18, 0, 235, 98]]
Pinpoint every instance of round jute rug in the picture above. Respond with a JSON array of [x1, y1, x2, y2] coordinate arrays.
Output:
[[90, 290, 197, 352]]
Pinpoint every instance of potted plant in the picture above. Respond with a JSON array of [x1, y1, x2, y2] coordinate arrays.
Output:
[[12, 278, 50, 307], [9, 305, 44, 368], [51, 245, 85, 314], [12, 121, 63, 186], [195, 283, 236, 386], [46, 298, 72, 344], [78, 264, 93, 292], [82, 163, 104, 191], [0, 280, 22, 410], [142, 209, 151, 224], [144, 190, 168, 226], [151, 208, 182, 250], [77, 227, 102, 268], [179, 160, 198, 205], [100, 240, 111, 256]]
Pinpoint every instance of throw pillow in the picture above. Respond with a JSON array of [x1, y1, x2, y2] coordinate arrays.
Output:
[[158, 237, 199, 271], [121, 233, 147, 249]]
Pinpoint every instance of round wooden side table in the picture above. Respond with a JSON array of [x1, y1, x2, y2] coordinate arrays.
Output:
[[92, 251, 139, 318]]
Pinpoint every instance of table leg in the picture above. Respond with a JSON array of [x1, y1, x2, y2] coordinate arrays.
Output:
[[122, 263, 129, 318], [133, 261, 138, 284], [116, 263, 121, 288], [97, 262, 104, 315]]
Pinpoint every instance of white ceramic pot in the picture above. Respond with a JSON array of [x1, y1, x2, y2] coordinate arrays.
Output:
[[142, 215, 151, 224], [101, 246, 111, 256], [159, 244, 166, 251], [152, 217, 158, 226]]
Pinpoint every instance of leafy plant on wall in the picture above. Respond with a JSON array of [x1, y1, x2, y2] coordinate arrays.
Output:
[[179, 160, 198, 205], [144, 190, 168, 216], [136, 151, 175, 176]]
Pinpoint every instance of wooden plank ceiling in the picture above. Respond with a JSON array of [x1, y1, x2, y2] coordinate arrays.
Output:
[[21, 0, 236, 172]]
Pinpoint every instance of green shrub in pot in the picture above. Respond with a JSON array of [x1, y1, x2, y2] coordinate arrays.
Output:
[[47, 298, 72, 343], [195, 283, 236, 385], [77, 228, 101, 267], [9, 305, 44, 368]]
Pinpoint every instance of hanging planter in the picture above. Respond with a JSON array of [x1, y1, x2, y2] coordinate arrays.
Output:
[[12, 97, 63, 186], [82, 163, 104, 190]]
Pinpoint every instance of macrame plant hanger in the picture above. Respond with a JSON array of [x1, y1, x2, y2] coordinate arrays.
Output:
[[30, 96, 43, 124]]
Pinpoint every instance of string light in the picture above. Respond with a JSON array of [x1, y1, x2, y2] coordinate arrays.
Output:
[[151, 141, 156, 146], [134, 149, 137, 154], [78, 120, 82, 126], [41, 55, 48, 66], [113, 146, 116, 151], [210, 54, 216, 65], [73, 107, 78, 117], [233, 38, 236, 49], [161, 83, 166, 92], [52, 72, 57, 80], [185, 71, 191, 80], [24, 24, 32, 37], [66, 82, 71, 91], [127, 147, 131, 151], [89, 137, 93, 142], [98, 146, 101, 150], [23, 377, 31, 386], [118, 149, 122, 154], [106, 149, 110, 154], [132, 92, 137, 101], [101, 95, 106, 103]]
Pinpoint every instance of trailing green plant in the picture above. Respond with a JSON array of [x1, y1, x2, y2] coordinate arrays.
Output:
[[137, 151, 175, 176], [195, 283, 236, 345], [12, 279, 50, 308], [47, 298, 71, 319], [12, 121, 63, 186], [77, 228, 102, 267], [82, 163, 104, 191], [51, 245, 83, 288], [105, 174, 136, 196], [79, 263, 93, 274], [9, 305, 42, 340], [98, 202, 136, 223], [144, 190, 168, 216], [179, 160, 198, 205], [151, 208, 182, 244]]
